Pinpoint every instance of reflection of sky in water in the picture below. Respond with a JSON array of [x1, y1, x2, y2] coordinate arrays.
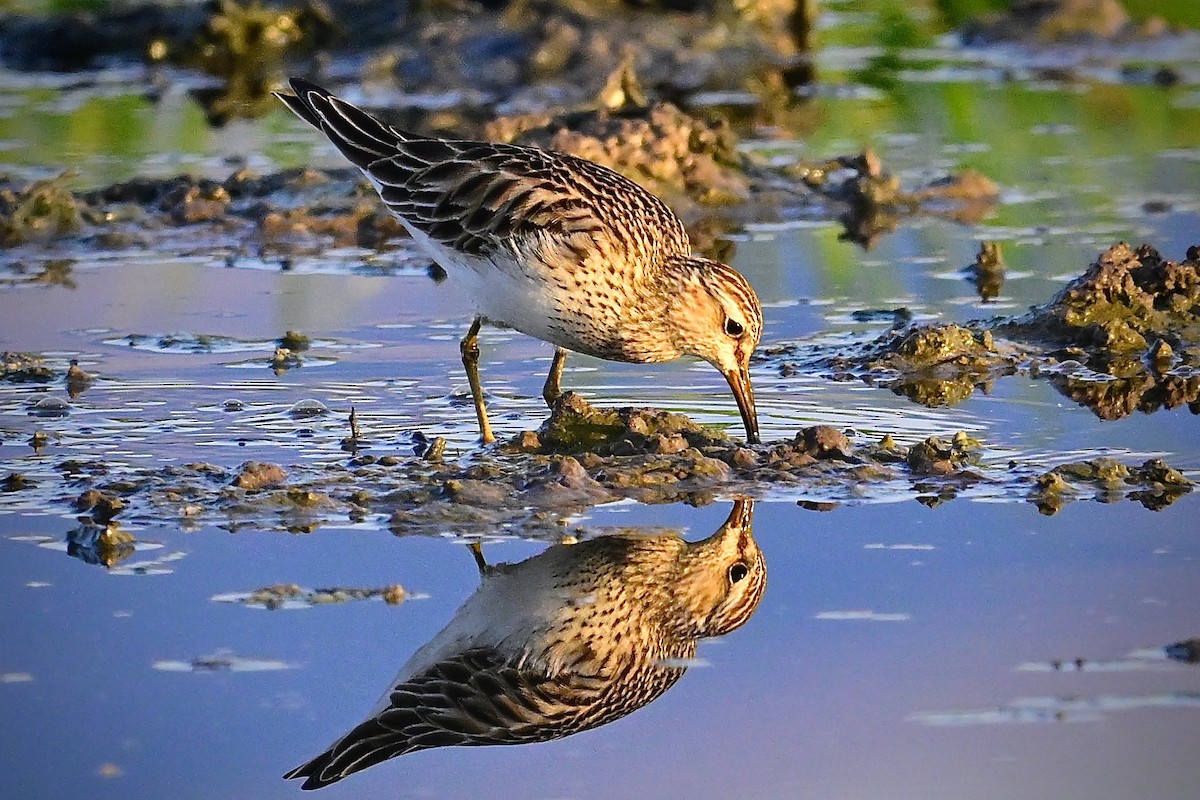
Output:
[[2, 499, 1198, 799]]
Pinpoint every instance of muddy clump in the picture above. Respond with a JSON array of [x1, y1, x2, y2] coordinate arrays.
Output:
[[5, 392, 1187, 543], [231, 461, 287, 491], [0, 0, 333, 73], [1008, 242, 1200, 418], [781, 150, 1000, 248], [1007, 243, 1200, 355], [2, 352, 57, 384], [763, 242, 1200, 418], [765, 323, 1026, 408], [1028, 457, 1192, 514], [487, 62, 748, 206], [213, 582, 409, 609], [960, 0, 1171, 45], [0, 175, 82, 246]]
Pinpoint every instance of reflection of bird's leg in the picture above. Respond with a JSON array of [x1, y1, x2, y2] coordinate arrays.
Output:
[[467, 542, 488, 577], [459, 316, 495, 444], [542, 347, 568, 408]]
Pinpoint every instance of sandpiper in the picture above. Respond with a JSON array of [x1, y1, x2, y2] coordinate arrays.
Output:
[[285, 499, 764, 789], [275, 79, 763, 444]]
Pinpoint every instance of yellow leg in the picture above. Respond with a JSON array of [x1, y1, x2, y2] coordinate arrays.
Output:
[[467, 542, 488, 577], [459, 317, 495, 444], [542, 347, 568, 408]]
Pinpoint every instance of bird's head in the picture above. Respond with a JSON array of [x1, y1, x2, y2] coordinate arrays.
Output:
[[664, 256, 763, 444], [678, 498, 766, 638]]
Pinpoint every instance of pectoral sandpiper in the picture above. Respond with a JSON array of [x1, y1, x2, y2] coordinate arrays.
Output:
[[276, 79, 763, 444], [285, 499, 764, 789]]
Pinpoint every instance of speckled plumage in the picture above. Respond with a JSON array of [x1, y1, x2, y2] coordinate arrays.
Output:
[[275, 79, 763, 443], [285, 499, 765, 789]]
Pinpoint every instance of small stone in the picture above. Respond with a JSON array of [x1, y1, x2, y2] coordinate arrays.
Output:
[[799, 426, 853, 459], [2, 473, 30, 492], [231, 461, 287, 490], [653, 434, 689, 454], [382, 585, 407, 605], [1147, 338, 1174, 369], [731, 448, 758, 470], [515, 430, 542, 451]]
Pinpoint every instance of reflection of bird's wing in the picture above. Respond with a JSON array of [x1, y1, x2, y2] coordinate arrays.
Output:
[[284, 646, 610, 790], [276, 78, 689, 267]]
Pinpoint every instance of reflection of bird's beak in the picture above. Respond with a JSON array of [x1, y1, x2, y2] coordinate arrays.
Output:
[[726, 496, 755, 530], [723, 366, 759, 445]]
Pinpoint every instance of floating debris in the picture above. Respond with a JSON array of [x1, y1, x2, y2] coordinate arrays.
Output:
[[1, 672, 34, 683], [912, 692, 1200, 727], [152, 649, 297, 673], [212, 583, 415, 610], [813, 610, 912, 622]]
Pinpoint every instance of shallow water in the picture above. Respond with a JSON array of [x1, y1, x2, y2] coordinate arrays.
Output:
[[3, 1, 1200, 798]]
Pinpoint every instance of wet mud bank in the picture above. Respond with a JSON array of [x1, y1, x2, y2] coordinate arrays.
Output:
[[3, 384, 1192, 569]]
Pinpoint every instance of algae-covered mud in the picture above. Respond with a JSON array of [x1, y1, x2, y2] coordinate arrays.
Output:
[[2, 1, 1200, 798]]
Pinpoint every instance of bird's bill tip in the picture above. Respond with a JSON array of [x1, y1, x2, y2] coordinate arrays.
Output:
[[726, 496, 755, 529], [723, 367, 760, 445]]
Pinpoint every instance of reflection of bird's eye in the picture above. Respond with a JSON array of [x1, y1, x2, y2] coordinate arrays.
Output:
[[728, 562, 749, 583]]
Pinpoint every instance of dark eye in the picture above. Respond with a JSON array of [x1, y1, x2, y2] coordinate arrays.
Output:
[[724, 318, 744, 337], [728, 562, 749, 583]]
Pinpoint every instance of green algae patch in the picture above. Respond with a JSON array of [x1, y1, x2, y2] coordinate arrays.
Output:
[[768, 323, 1024, 409], [1028, 457, 1192, 514], [0, 176, 82, 246], [763, 242, 1200, 418], [1005, 243, 1200, 355], [513, 391, 729, 457], [961, 0, 1173, 45]]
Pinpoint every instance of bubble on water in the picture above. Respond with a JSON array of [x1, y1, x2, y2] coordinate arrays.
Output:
[[222, 399, 246, 411], [27, 396, 70, 417], [288, 399, 330, 418]]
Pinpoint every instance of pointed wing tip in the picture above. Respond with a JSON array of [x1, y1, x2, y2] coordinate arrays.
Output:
[[283, 761, 336, 790]]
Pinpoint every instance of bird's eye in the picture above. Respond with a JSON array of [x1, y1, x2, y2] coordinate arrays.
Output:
[[724, 318, 745, 337], [729, 562, 749, 583]]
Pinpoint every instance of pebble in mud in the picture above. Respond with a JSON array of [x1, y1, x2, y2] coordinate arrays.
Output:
[[2, 352, 56, 383], [73, 489, 126, 523]]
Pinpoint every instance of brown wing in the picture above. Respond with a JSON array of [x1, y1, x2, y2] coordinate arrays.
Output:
[[283, 647, 612, 790], [275, 78, 690, 266]]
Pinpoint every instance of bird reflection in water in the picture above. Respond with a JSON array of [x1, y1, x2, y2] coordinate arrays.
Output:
[[286, 499, 765, 789]]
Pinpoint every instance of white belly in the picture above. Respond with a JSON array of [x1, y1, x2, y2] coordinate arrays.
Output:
[[404, 225, 566, 345]]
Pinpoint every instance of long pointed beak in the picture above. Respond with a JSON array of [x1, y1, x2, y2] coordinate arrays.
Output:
[[726, 496, 755, 530], [723, 366, 760, 445]]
